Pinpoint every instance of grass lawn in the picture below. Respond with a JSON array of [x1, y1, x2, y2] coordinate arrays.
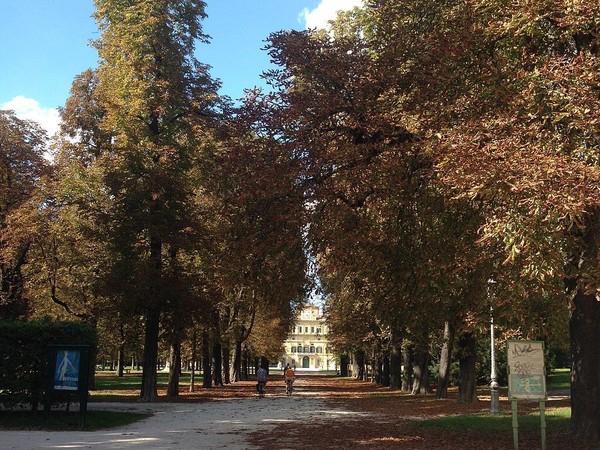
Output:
[[547, 368, 570, 391], [418, 407, 570, 433], [0, 410, 151, 431], [94, 371, 194, 390], [91, 371, 202, 401], [418, 369, 571, 440]]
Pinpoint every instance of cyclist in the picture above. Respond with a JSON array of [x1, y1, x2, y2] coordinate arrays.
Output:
[[256, 366, 267, 398], [284, 364, 295, 396]]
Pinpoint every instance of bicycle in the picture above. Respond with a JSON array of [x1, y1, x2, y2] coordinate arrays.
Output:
[[285, 378, 293, 396]]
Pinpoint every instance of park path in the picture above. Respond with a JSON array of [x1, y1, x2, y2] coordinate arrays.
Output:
[[0, 377, 367, 449]]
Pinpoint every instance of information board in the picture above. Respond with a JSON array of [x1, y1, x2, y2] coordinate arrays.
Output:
[[45, 345, 90, 428], [54, 349, 81, 391], [507, 340, 546, 400]]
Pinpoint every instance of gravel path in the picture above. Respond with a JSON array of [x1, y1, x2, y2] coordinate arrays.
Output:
[[0, 391, 366, 449]]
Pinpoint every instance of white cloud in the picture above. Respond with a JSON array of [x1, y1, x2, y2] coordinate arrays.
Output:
[[300, 0, 364, 30], [1, 96, 61, 138]]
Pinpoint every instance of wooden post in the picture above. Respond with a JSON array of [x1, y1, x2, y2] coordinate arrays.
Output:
[[540, 401, 546, 450], [511, 400, 519, 449]]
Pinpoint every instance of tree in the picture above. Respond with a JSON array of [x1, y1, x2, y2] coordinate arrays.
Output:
[[260, 4, 494, 399], [261, 0, 588, 415], [0, 111, 48, 320], [360, 0, 600, 438], [88, 0, 219, 401], [174, 87, 313, 383]]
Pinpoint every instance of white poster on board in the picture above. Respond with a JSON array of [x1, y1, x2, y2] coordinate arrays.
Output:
[[507, 340, 546, 400]]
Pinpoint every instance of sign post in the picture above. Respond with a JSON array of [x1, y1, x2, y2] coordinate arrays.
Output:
[[44, 345, 90, 428], [507, 340, 547, 450]]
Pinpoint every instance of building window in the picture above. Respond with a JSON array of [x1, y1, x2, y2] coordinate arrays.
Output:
[[305, 327, 308, 333], [304, 346, 309, 353], [326, 347, 330, 354], [316, 347, 322, 353], [316, 328, 321, 334], [297, 343, 302, 352], [310, 346, 315, 353], [311, 326, 314, 333], [291, 346, 296, 353], [298, 327, 302, 334]]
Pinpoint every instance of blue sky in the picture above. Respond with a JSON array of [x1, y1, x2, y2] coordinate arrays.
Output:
[[0, 0, 362, 136]]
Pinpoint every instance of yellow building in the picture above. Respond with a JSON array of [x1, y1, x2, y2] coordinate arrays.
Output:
[[280, 304, 337, 371]]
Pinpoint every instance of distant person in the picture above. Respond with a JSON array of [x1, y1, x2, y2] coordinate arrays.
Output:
[[256, 366, 267, 398], [284, 364, 295, 379], [284, 365, 296, 396]]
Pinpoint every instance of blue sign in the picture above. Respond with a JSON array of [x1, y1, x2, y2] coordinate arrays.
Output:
[[53, 349, 81, 391]]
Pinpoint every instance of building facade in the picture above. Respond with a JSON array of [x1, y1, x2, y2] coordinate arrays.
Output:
[[280, 304, 337, 371]]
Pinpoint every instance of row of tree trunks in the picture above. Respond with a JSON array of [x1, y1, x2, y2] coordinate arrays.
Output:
[[355, 325, 478, 404], [154, 325, 256, 397]]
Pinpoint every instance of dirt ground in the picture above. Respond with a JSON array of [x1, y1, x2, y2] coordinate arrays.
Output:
[[2, 374, 595, 450], [245, 375, 594, 450]]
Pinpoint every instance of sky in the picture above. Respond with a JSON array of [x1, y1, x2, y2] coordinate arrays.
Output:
[[0, 0, 362, 137]]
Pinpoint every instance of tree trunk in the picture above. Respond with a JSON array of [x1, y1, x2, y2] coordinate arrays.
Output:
[[570, 290, 600, 441], [223, 345, 231, 384], [117, 347, 125, 378], [140, 308, 160, 402], [202, 330, 212, 388], [457, 331, 477, 403], [0, 244, 29, 320], [232, 339, 243, 382], [389, 332, 402, 390], [140, 234, 162, 402], [340, 355, 350, 377], [382, 353, 390, 387], [189, 329, 197, 392], [117, 323, 125, 378], [412, 349, 432, 394], [436, 321, 455, 399], [167, 339, 181, 397], [213, 341, 223, 387], [401, 341, 413, 393], [242, 347, 249, 380], [355, 350, 366, 381], [212, 310, 223, 387], [374, 341, 383, 385], [569, 209, 600, 442]]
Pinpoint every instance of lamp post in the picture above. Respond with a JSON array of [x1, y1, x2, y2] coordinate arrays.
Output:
[[488, 279, 500, 414]]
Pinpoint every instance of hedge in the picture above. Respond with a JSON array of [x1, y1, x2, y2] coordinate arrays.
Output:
[[0, 320, 97, 411]]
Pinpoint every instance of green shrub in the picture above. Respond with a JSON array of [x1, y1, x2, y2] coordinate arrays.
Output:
[[0, 320, 96, 411]]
